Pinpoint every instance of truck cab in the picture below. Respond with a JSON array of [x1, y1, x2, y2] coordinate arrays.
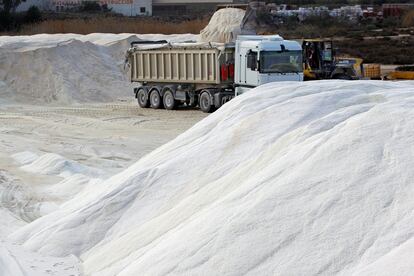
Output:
[[235, 35, 303, 95]]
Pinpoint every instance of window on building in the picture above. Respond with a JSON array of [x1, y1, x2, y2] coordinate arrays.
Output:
[[140, 7, 146, 13]]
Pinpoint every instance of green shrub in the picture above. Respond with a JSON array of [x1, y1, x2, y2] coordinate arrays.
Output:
[[25, 6, 41, 23], [396, 66, 414, 71], [80, 1, 101, 12], [0, 10, 14, 31]]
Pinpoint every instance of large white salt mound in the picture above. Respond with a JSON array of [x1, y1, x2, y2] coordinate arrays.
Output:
[[0, 240, 81, 276], [199, 8, 246, 43], [0, 33, 197, 105], [0, 39, 130, 104], [11, 81, 414, 276]]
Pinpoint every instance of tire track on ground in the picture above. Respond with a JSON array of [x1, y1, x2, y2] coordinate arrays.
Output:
[[0, 170, 41, 223]]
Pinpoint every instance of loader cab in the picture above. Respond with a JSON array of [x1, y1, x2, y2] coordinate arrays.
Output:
[[302, 39, 335, 80], [302, 39, 362, 80], [235, 35, 303, 95]]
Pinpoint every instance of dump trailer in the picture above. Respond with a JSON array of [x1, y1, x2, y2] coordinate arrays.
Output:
[[126, 35, 303, 113]]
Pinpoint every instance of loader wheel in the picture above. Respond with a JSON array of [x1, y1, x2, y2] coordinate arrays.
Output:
[[137, 88, 150, 108], [163, 90, 177, 110], [199, 91, 215, 113], [150, 89, 163, 109], [332, 74, 352, 80]]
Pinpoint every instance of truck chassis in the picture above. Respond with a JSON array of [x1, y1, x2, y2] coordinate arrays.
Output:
[[134, 84, 234, 113]]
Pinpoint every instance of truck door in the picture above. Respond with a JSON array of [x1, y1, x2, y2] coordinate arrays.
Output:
[[245, 50, 259, 86], [237, 51, 245, 84]]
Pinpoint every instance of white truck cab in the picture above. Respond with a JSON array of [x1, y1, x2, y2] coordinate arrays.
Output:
[[235, 35, 303, 95]]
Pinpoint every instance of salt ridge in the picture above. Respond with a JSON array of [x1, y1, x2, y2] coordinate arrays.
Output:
[[10, 80, 414, 276]]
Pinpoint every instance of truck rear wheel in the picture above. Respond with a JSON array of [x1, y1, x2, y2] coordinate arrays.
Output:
[[150, 89, 163, 109], [137, 88, 150, 108], [163, 90, 177, 110], [199, 91, 215, 113]]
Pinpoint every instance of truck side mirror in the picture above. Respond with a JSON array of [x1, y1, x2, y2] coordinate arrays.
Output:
[[247, 51, 257, 71]]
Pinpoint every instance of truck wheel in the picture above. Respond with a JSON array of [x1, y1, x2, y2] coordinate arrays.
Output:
[[137, 88, 150, 108], [163, 90, 176, 110], [150, 89, 163, 109], [199, 91, 215, 113]]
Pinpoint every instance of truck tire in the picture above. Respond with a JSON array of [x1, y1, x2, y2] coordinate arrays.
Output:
[[137, 88, 150, 108], [150, 89, 163, 109], [163, 90, 177, 110], [199, 91, 215, 113]]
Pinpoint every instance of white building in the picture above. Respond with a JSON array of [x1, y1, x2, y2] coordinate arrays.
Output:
[[105, 0, 151, 16], [52, 0, 151, 15], [15, 0, 243, 16]]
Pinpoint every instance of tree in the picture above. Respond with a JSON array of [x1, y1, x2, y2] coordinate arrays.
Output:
[[25, 5, 41, 23], [0, 9, 13, 31], [0, 0, 26, 13]]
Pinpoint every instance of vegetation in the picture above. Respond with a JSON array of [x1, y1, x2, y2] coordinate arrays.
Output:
[[267, 0, 413, 5], [337, 37, 414, 64], [257, 8, 414, 65], [396, 65, 414, 71], [1, 0, 26, 13], [0, 6, 42, 31], [402, 10, 414, 27], [25, 6, 41, 23], [79, 1, 111, 13], [9, 16, 208, 35], [0, 0, 43, 31], [1, 0, 413, 65]]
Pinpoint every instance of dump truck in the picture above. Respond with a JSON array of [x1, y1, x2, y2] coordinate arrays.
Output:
[[126, 35, 303, 113]]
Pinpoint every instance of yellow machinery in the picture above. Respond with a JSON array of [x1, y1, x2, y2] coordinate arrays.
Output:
[[302, 39, 362, 80], [336, 57, 364, 79], [386, 66, 414, 80]]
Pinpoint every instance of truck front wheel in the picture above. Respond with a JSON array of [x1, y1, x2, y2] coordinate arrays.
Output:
[[163, 90, 177, 110], [150, 89, 163, 109], [199, 91, 215, 113], [137, 88, 150, 108]]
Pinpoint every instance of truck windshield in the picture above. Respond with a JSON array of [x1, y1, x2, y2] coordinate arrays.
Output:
[[260, 51, 302, 73]]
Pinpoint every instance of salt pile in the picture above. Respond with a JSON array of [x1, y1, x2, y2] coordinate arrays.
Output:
[[0, 33, 197, 105], [9, 80, 414, 275], [0, 39, 130, 104], [199, 8, 246, 43], [0, 240, 81, 276]]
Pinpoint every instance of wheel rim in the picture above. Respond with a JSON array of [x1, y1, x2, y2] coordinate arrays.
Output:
[[165, 93, 173, 107], [201, 94, 209, 110], [151, 91, 159, 106], [138, 90, 146, 104]]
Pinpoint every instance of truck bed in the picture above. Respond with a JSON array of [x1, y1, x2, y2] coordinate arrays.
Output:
[[127, 42, 234, 85]]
